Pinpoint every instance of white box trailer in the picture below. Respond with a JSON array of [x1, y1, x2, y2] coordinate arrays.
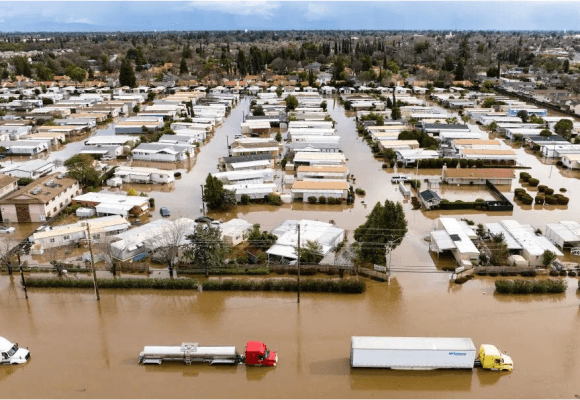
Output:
[[350, 336, 477, 370]]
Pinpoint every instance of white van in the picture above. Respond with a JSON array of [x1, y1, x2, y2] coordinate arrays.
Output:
[[0, 337, 30, 364]]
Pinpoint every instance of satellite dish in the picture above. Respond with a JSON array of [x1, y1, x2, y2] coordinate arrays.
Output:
[[571, 247, 580, 256]]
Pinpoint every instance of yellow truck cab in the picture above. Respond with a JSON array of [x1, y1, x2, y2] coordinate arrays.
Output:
[[479, 344, 513, 371]]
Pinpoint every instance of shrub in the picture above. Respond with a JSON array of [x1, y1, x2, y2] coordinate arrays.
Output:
[[148, 198, 155, 207], [240, 194, 250, 205], [382, 163, 389, 168], [521, 195, 533, 205], [355, 188, 366, 195], [307, 196, 317, 204], [568, 271, 577, 277], [557, 196, 569, 205], [528, 178, 540, 187], [26, 277, 199, 290], [538, 185, 547, 193], [534, 195, 544, 205], [495, 279, 567, 294], [174, 172, 182, 178], [519, 172, 531, 181], [545, 195, 558, 205], [559, 188, 567, 193], [544, 188, 555, 195], [514, 188, 526, 199], [318, 196, 327, 204], [265, 193, 283, 206], [201, 278, 365, 293]]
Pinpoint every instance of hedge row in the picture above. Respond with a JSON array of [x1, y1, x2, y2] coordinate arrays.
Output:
[[495, 279, 567, 294], [178, 267, 270, 275], [25, 277, 199, 290], [202, 278, 365, 293]]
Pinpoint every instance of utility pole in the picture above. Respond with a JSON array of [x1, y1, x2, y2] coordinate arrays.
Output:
[[86, 224, 100, 301], [17, 252, 27, 299], [200, 184, 206, 216], [297, 224, 301, 304]]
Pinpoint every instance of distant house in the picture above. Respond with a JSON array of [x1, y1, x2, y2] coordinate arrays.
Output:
[[221, 154, 275, 171], [131, 143, 194, 162], [291, 180, 349, 202], [73, 192, 150, 218], [0, 173, 80, 223], [418, 190, 442, 210], [442, 168, 515, 185], [0, 174, 18, 200], [218, 218, 253, 246], [0, 159, 55, 179], [0, 140, 48, 155]]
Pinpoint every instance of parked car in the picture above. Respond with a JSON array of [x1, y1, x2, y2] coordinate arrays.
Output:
[[391, 175, 409, 183], [0, 226, 15, 234], [159, 207, 171, 217], [195, 216, 214, 223], [100, 155, 114, 161]]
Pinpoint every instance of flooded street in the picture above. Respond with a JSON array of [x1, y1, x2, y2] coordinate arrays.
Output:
[[1, 272, 580, 398]]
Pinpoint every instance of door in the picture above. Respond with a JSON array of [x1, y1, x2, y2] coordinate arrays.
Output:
[[15, 204, 31, 222]]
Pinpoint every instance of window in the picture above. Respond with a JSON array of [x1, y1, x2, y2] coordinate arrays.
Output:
[[93, 234, 101, 240], [63, 235, 70, 240], [50, 238, 55, 243], [53, 207, 57, 212]]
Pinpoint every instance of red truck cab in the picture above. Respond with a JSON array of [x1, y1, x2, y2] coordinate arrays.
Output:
[[245, 341, 277, 366]]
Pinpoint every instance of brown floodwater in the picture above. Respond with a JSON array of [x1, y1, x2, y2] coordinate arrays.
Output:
[[1, 273, 580, 398]]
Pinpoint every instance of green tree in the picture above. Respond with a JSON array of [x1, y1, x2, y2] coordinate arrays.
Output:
[[253, 105, 265, 116], [298, 240, 323, 264], [517, 110, 529, 123], [539, 129, 552, 137], [482, 97, 497, 108], [64, 154, 100, 187], [247, 223, 278, 251], [285, 94, 298, 111], [353, 200, 408, 265], [320, 101, 327, 111], [391, 106, 401, 120], [488, 121, 498, 132], [65, 64, 86, 83], [554, 119, 573, 137], [275, 86, 283, 98], [119, 58, 136, 88], [203, 174, 236, 210], [179, 57, 188, 74], [454, 59, 465, 80], [275, 131, 282, 142], [13, 56, 32, 77], [489, 234, 509, 266], [184, 225, 227, 276], [542, 250, 557, 267]]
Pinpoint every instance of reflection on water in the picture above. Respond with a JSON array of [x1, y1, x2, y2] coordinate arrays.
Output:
[[0, 276, 579, 398]]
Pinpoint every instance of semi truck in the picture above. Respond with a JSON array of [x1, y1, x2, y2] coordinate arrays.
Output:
[[138, 341, 277, 366], [0, 337, 30, 365], [350, 336, 513, 371]]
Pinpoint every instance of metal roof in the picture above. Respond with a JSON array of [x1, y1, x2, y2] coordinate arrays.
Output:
[[351, 337, 476, 351]]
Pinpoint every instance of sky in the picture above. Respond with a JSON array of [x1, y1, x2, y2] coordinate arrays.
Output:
[[1, 1, 580, 32]]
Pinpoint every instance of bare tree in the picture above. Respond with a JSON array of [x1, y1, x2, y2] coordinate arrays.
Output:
[[149, 218, 195, 275], [42, 238, 68, 275], [0, 237, 19, 274], [95, 236, 125, 275]]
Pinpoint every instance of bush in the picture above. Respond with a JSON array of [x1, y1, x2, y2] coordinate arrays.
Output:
[[534, 195, 544, 205], [240, 194, 250, 205], [148, 198, 155, 207], [521, 195, 533, 205], [559, 188, 567, 193], [544, 188, 554, 195], [355, 188, 366, 195], [327, 197, 342, 205], [201, 278, 365, 293], [174, 172, 182, 178], [528, 178, 540, 187], [318, 196, 327, 204], [17, 178, 35, 186], [495, 279, 567, 294], [307, 196, 317, 204], [514, 188, 526, 199], [545, 195, 558, 205], [519, 172, 531, 181], [25, 277, 199, 290], [538, 185, 547, 193], [557, 196, 569, 205], [265, 193, 283, 206]]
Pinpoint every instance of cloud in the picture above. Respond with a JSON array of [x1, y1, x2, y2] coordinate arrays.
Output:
[[67, 17, 93, 25], [303, 2, 333, 21], [187, 1, 281, 19]]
